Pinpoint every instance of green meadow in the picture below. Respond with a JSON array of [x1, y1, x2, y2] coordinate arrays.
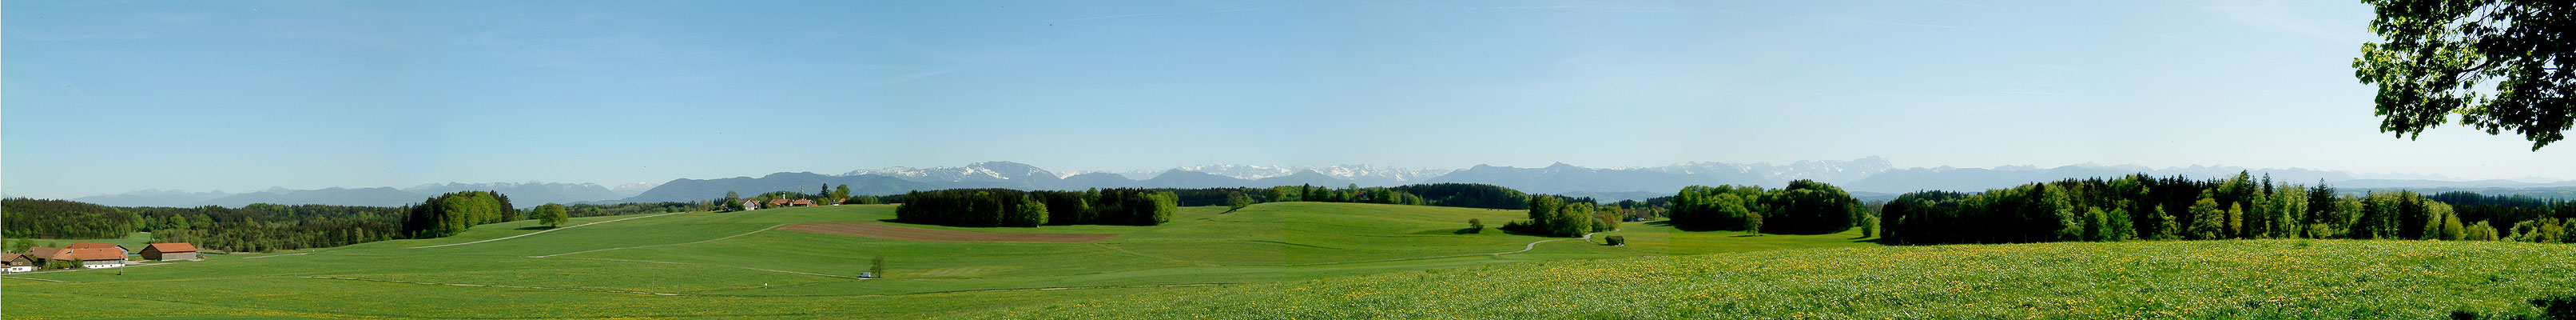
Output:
[[17, 202, 2554, 319], [960, 240, 2576, 319], [2, 202, 1875, 319]]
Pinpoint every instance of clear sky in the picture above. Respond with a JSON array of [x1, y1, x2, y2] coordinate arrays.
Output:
[[6, 0, 2570, 199]]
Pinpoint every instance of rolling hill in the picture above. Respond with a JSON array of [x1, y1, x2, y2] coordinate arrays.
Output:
[[14, 202, 1841, 318], [958, 240, 2576, 319], [10, 201, 2563, 319]]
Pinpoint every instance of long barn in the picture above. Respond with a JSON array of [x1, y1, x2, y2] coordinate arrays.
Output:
[[141, 243, 199, 261]]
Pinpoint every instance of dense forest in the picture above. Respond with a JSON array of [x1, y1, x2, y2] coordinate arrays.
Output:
[[1877, 173, 2576, 245], [1667, 180, 1873, 234], [3, 191, 526, 253], [403, 191, 518, 238], [563, 201, 704, 217], [873, 183, 1541, 214], [2429, 191, 2576, 240], [892, 188, 1179, 227], [136, 203, 409, 252], [2, 198, 138, 238]]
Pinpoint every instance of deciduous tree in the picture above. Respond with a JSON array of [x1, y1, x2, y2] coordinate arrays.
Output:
[[2355, 0, 2574, 150]]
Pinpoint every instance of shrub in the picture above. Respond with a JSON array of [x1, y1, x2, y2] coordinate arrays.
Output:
[[1603, 235, 1625, 246], [1465, 218, 1485, 234]]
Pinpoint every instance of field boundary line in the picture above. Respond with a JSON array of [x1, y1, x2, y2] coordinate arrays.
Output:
[[529, 223, 784, 258], [718, 282, 1241, 298], [4, 262, 180, 274], [1091, 242, 1206, 266], [912, 282, 1230, 294], [547, 257, 868, 279], [302, 276, 688, 296], [408, 211, 696, 249], [2, 275, 75, 282], [1286, 231, 1604, 266], [240, 252, 313, 259]]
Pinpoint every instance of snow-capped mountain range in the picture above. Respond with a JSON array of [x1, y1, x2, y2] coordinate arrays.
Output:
[[1081, 164, 1457, 186], [845, 162, 1063, 182]]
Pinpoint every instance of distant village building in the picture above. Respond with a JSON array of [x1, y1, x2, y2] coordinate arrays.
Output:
[[766, 198, 792, 208], [791, 199, 815, 206], [739, 199, 761, 210], [140, 243, 200, 261], [2, 253, 35, 273], [23, 246, 128, 269], [68, 242, 128, 256]]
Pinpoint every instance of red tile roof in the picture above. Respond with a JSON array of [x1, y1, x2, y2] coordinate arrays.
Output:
[[144, 242, 198, 253], [767, 198, 792, 206], [24, 246, 124, 261], [791, 199, 814, 206], [68, 242, 122, 250]]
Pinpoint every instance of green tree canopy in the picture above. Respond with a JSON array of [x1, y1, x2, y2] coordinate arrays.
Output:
[[536, 203, 570, 228], [2355, 0, 2574, 150]]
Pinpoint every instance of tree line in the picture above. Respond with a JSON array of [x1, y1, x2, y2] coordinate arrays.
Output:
[[2, 198, 138, 238], [1503, 195, 1621, 238], [892, 188, 1179, 227], [134, 203, 410, 252], [1667, 180, 1873, 235], [1877, 173, 2576, 245], [1258, 183, 1537, 210]]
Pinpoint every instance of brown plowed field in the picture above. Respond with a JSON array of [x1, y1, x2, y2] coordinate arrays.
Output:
[[778, 222, 1119, 242]]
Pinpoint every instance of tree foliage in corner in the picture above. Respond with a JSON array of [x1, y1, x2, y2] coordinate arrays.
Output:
[[2355, 0, 2573, 150]]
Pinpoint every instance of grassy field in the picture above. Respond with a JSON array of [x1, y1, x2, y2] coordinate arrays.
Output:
[[5, 202, 1874, 319], [956, 239, 2576, 319], [14, 202, 2558, 318]]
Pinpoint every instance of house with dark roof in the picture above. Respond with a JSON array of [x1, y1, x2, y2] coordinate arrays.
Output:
[[141, 242, 200, 261], [2, 253, 34, 273]]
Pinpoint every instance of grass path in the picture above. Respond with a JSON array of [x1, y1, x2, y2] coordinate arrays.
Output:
[[1285, 231, 1605, 266], [550, 257, 868, 279], [517, 223, 864, 279], [303, 276, 688, 296], [2, 275, 75, 282], [406, 211, 696, 249], [527, 223, 783, 258], [1092, 243, 1206, 266]]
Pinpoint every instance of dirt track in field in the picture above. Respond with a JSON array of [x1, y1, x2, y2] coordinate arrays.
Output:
[[778, 222, 1119, 243]]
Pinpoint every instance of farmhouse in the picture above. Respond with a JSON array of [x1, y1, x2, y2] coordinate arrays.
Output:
[[68, 242, 129, 256], [2, 253, 34, 273], [23, 246, 128, 269], [141, 242, 200, 261], [767, 198, 792, 208], [740, 199, 761, 210], [791, 199, 814, 206]]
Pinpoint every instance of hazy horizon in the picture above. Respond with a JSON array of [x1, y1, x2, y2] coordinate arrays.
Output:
[[10, 0, 2574, 199], [14, 158, 2570, 199]]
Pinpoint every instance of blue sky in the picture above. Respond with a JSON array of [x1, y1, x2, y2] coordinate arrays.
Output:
[[6, 0, 2570, 198]]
